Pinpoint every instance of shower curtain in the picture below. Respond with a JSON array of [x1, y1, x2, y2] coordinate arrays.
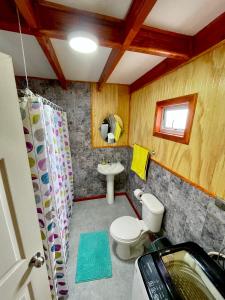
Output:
[[19, 92, 74, 299]]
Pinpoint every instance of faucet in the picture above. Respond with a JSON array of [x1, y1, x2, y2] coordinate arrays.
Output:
[[101, 156, 111, 164], [101, 157, 119, 165], [101, 157, 107, 165]]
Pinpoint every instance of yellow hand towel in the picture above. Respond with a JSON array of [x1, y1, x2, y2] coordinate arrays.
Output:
[[114, 121, 122, 142], [131, 144, 149, 181]]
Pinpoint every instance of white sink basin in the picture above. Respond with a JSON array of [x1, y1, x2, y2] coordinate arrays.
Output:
[[97, 162, 124, 176], [97, 162, 124, 204]]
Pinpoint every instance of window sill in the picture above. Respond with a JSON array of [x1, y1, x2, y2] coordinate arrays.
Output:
[[153, 131, 189, 144]]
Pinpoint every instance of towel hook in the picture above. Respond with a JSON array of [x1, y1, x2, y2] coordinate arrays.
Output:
[[150, 150, 156, 156]]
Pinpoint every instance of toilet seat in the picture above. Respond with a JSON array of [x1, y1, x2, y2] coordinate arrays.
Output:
[[110, 216, 144, 243]]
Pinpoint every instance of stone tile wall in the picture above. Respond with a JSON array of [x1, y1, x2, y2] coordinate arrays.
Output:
[[127, 148, 225, 252], [16, 79, 129, 198]]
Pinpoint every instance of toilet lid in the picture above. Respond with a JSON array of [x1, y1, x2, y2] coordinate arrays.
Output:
[[110, 216, 141, 241]]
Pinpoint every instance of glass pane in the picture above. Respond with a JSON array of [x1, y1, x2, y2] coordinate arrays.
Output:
[[163, 105, 188, 131]]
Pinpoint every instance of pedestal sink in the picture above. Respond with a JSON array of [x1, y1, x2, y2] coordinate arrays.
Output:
[[97, 162, 124, 204]]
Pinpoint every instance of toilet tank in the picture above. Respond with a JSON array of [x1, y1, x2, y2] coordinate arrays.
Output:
[[141, 193, 164, 233]]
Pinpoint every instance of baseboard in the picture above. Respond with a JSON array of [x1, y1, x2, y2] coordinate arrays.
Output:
[[74, 191, 141, 220], [74, 192, 126, 202]]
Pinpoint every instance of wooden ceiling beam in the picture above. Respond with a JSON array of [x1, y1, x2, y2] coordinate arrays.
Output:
[[36, 0, 123, 48], [0, 17, 191, 60], [36, 36, 67, 89], [130, 58, 188, 93], [39, 27, 191, 60], [122, 0, 157, 47], [0, 21, 33, 35], [2, 0, 224, 92], [14, 0, 67, 89], [130, 26, 192, 60], [193, 12, 225, 56], [37, 0, 192, 59], [1, 1, 192, 60], [98, 0, 158, 90], [15, 0, 38, 29], [130, 12, 225, 93]]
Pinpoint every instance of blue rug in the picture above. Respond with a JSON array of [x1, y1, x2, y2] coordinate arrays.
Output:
[[75, 230, 112, 283]]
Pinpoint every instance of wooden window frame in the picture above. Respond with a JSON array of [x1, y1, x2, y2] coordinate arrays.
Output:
[[153, 93, 198, 144]]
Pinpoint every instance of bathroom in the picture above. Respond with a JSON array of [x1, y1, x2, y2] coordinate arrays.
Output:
[[0, 0, 225, 299]]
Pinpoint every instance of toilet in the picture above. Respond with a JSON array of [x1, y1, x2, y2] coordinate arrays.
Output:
[[110, 193, 164, 260]]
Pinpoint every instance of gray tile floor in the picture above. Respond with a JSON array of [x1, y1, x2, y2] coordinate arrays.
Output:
[[67, 195, 136, 300]]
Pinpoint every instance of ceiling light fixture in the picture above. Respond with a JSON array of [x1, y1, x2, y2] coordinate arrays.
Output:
[[68, 31, 98, 54]]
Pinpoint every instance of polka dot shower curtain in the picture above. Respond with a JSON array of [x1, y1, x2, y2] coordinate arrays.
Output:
[[19, 92, 74, 299]]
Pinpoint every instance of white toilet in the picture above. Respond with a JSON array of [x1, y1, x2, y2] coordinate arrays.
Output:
[[110, 193, 164, 260]]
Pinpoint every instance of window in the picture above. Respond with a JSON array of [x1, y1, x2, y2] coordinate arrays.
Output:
[[153, 94, 198, 144], [161, 104, 188, 134]]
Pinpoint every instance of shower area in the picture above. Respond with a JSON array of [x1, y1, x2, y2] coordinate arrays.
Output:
[[19, 89, 74, 298]]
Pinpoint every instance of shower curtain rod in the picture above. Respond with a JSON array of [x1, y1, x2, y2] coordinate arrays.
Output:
[[18, 88, 64, 112], [41, 97, 64, 112]]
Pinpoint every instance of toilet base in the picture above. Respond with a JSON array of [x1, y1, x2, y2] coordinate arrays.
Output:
[[116, 243, 144, 260], [115, 235, 148, 260]]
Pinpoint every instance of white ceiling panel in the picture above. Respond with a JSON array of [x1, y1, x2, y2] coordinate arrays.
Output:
[[107, 51, 165, 85], [47, 0, 132, 19], [51, 38, 112, 81], [144, 0, 225, 35], [0, 30, 56, 78]]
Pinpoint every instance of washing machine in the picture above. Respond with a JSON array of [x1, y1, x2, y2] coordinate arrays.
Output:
[[132, 242, 225, 300]]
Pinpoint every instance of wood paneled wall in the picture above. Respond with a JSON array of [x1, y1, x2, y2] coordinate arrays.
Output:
[[129, 43, 225, 199], [91, 83, 130, 147]]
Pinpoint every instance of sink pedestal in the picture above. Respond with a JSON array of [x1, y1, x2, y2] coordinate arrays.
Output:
[[106, 175, 114, 204], [97, 162, 124, 205]]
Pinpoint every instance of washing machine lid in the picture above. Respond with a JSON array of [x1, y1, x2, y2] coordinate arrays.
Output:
[[138, 242, 225, 300], [162, 250, 224, 300], [110, 216, 141, 242]]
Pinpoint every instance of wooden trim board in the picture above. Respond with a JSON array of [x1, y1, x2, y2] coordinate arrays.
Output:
[[151, 158, 216, 198]]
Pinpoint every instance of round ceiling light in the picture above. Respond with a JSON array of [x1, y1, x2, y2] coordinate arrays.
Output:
[[68, 31, 98, 53]]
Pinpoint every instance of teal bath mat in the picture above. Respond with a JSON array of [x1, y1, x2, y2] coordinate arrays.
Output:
[[75, 230, 112, 283]]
